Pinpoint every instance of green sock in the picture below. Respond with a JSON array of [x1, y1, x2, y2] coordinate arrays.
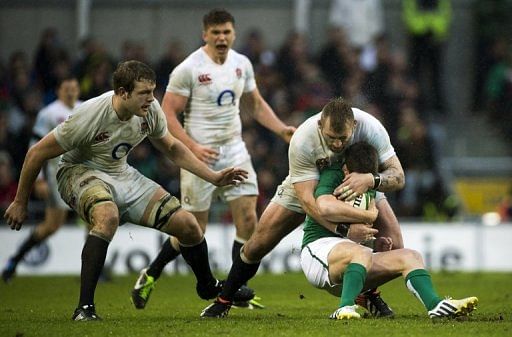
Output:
[[339, 263, 367, 307], [405, 269, 443, 310]]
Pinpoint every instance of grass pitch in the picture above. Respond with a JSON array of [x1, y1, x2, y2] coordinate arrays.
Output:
[[1, 272, 510, 337]]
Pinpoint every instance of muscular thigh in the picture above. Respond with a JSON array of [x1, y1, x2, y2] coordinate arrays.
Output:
[[363, 250, 404, 290], [244, 202, 305, 261], [57, 164, 163, 225], [57, 164, 115, 224]]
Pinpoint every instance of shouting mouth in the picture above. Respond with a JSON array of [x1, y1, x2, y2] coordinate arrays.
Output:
[[216, 44, 228, 53]]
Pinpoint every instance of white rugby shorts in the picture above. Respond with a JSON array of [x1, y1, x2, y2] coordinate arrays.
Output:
[[301, 236, 352, 297], [180, 140, 258, 212]]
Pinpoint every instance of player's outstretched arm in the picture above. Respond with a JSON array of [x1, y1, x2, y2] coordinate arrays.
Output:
[[150, 133, 248, 187], [241, 89, 296, 143], [162, 91, 219, 164], [4, 132, 66, 230]]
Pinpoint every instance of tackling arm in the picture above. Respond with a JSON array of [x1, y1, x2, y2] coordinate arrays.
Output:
[[377, 155, 405, 192], [294, 180, 337, 232], [316, 194, 378, 224]]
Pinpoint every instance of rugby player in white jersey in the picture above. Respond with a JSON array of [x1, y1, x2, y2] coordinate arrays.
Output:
[[2, 77, 80, 283], [4, 60, 248, 321], [131, 8, 295, 310], [201, 97, 405, 318]]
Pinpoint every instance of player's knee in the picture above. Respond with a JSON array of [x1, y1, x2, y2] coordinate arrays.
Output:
[[239, 211, 257, 227], [352, 243, 373, 265], [164, 210, 203, 244], [33, 226, 54, 241], [43, 223, 61, 236], [181, 220, 203, 243], [79, 183, 115, 224], [89, 201, 119, 239], [409, 249, 424, 264], [401, 248, 424, 268], [242, 237, 269, 262], [235, 220, 256, 240]]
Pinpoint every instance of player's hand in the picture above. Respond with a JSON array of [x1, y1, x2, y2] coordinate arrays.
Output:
[[4, 200, 28, 231], [192, 143, 220, 165], [212, 167, 249, 187], [347, 223, 378, 244], [280, 125, 296, 144], [334, 172, 374, 201], [374, 237, 393, 252]]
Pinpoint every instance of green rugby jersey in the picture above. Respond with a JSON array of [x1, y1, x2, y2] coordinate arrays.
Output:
[[301, 164, 376, 248]]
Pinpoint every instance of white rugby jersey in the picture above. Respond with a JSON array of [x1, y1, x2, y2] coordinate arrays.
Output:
[[54, 91, 167, 174], [166, 48, 257, 145], [285, 108, 395, 186], [33, 100, 81, 140], [32, 99, 81, 179]]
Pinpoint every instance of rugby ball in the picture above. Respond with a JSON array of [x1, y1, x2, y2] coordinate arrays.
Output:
[[345, 192, 371, 210]]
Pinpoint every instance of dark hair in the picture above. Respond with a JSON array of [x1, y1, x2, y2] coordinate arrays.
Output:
[[56, 76, 78, 90], [112, 60, 155, 94], [203, 8, 235, 30], [320, 97, 354, 133], [344, 142, 379, 174]]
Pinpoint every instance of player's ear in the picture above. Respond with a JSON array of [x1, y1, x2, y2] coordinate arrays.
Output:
[[118, 87, 128, 99]]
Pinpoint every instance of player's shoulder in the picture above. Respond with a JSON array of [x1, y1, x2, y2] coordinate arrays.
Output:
[[229, 49, 251, 62], [353, 107, 381, 125], [290, 113, 322, 151], [181, 48, 207, 67], [170, 49, 204, 77], [70, 91, 113, 118], [294, 112, 322, 136]]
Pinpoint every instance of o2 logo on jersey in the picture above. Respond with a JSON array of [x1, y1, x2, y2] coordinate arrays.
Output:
[[217, 90, 236, 107], [112, 142, 133, 159]]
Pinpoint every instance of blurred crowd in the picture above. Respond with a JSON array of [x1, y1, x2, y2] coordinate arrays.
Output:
[[1, 1, 509, 223]]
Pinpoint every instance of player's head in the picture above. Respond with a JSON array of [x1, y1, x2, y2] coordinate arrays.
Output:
[[318, 97, 356, 153], [56, 76, 80, 108], [113, 60, 156, 117], [202, 9, 236, 60], [343, 142, 379, 176]]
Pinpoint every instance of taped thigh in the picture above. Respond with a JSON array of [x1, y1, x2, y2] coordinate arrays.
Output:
[[147, 193, 182, 230], [79, 180, 114, 224]]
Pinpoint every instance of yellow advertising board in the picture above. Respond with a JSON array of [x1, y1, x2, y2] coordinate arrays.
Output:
[[454, 178, 512, 214]]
